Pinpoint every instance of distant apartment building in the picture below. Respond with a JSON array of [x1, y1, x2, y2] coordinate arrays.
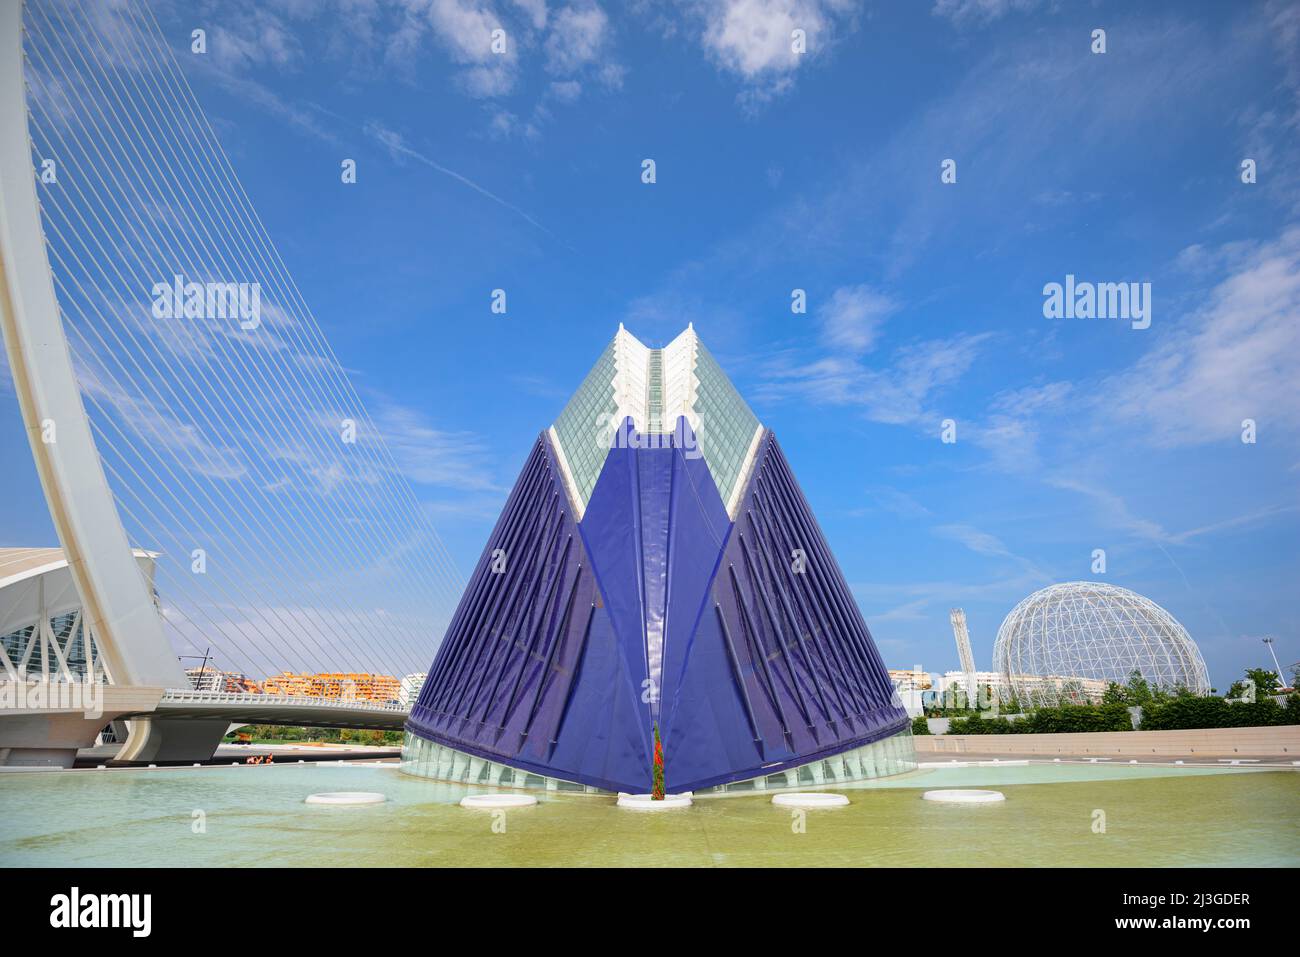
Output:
[[185, 667, 260, 693], [887, 668, 932, 716], [399, 673, 427, 708], [888, 668, 932, 691], [261, 671, 401, 703], [937, 670, 1108, 706]]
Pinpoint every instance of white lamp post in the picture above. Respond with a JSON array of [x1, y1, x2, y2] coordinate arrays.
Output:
[[1261, 637, 1287, 693]]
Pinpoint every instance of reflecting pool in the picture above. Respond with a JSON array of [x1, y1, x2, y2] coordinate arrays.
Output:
[[1, 762, 1296, 867]]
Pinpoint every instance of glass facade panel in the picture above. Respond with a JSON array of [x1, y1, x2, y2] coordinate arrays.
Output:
[[551, 337, 619, 506], [694, 730, 917, 795], [693, 341, 760, 507], [402, 729, 915, 795], [400, 732, 609, 794], [550, 330, 763, 514]]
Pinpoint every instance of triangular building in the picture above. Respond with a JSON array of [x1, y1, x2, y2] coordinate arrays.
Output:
[[403, 326, 913, 793]]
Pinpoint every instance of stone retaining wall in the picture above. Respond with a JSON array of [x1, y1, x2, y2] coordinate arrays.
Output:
[[915, 725, 1300, 757]]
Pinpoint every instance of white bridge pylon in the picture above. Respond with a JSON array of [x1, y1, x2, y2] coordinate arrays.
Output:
[[0, 1, 189, 765], [2, 0, 471, 765]]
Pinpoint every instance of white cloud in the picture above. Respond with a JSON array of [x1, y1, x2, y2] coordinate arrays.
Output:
[[512, 0, 549, 29], [545, 2, 611, 75], [208, 7, 302, 72], [820, 284, 898, 354], [932, 523, 1013, 558], [930, 0, 1041, 27], [690, 0, 859, 104], [863, 485, 932, 520], [1098, 227, 1300, 447], [760, 332, 990, 427], [930, 523, 1053, 583], [368, 401, 502, 492], [390, 0, 518, 97], [701, 0, 821, 77], [968, 380, 1073, 472], [1044, 477, 1172, 544], [548, 79, 583, 101]]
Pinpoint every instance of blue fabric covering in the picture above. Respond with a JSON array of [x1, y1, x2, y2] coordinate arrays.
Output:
[[408, 421, 908, 793]]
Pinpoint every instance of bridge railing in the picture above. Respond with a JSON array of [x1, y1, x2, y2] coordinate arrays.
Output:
[[160, 689, 409, 714]]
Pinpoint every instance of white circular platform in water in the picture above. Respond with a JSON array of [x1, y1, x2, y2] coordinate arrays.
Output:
[[617, 793, 693, 810], [459, 794, 538, 809], [771, 792, 849, 808], [922, 789, 1005, 804], [305, 791, 387, 805]]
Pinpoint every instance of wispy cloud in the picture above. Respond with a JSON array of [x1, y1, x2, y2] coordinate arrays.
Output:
[[930, 0, 1043, 28], [368, 399, 504, 493], [820, 284, 898, 354], [758, 331, 990, 428], [389, 0, 520, 96], [932, 523, 1014, 558], [861, 485, 932, 520], [1096, 227, 1300, 448], [364, 120, 557, 238]]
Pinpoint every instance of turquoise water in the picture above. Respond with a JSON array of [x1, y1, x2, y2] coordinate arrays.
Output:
[[1, 762, 1296, 867]]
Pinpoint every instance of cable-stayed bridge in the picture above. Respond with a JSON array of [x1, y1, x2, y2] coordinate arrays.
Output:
[[0, 0, 463, 764]]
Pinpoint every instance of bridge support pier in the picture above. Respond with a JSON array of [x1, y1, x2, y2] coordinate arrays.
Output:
[[0, 682, 164, 768], [115, 716, 230, 765]]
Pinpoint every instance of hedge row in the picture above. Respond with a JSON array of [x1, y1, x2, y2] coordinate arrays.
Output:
[[942, 694, 1300, 735], [1139, 694, 1300, 731], [947, 703, 1132, 735]]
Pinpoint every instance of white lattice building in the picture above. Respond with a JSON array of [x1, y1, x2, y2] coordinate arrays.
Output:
[[993, 582, 1210, 706]]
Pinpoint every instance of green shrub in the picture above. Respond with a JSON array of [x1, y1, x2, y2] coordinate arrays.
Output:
[[1022, 703, 1133, 733], [947, 714, 1016, 734], [911, 714, 931, 735], [1140, 695, 1296, 730], [944, 703, 1130, 734], [938, 696, 1300, 736]]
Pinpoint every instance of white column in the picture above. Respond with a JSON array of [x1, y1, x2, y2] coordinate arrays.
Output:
[[0, 2, 183, 690]]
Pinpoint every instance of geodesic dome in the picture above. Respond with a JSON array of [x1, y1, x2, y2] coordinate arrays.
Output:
[[992, 582, 1210, 705]]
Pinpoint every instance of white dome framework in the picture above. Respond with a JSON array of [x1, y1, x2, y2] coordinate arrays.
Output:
[[993, 582, 1210, 706]]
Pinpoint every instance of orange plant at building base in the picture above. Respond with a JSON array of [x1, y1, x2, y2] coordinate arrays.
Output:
[[651, 725, 665, 800]]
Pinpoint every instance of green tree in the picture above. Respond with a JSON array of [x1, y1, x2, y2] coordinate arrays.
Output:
[[1245, 667, 1281, 698], [1123, 669, 1153, 707], [1102, 681, 1128, 705]]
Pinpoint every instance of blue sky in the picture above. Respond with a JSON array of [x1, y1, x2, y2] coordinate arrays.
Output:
[[2, 0, 1298, 689]]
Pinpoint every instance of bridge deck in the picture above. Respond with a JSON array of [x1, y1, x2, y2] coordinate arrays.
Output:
[[145, 690, 410, 732]]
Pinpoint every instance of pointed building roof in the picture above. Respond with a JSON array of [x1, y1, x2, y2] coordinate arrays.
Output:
[[548, 326, 764, 518]]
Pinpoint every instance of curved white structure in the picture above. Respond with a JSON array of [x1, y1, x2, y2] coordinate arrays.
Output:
[[922, 789, 1006, 804], [305, 791, 387, 806], [459, 794, 538, 809], [616, 793, 693, 810], [771, 792, 850, 808], [993, 582, 1210, 706], [0, 547, 162, 683], [0, 3, 187, 764]]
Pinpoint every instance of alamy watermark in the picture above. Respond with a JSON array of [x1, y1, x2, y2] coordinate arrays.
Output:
[[1042, 274, 1150, 330], [151, 274, 261, 330], [0, 679, 105, 719], [594, 413, 704, 459], [49, 887, 151, 937]]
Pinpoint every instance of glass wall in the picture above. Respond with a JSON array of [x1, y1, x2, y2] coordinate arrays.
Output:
[[695, 729, 917, 794], [401, 728, 916, 795], [551, 337, 619, 507], [693, 341, 760, 509], [400, 732, 607, 793]]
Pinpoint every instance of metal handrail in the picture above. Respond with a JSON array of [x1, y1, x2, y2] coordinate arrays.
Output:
[[160, 688, 409, 713]]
